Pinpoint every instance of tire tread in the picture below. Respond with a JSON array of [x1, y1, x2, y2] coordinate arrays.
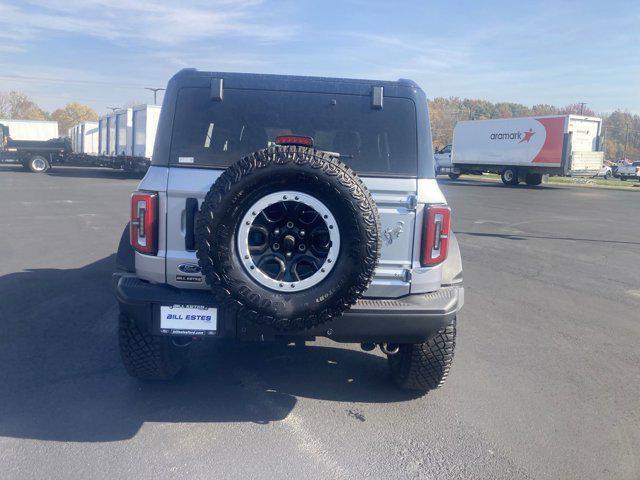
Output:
[[389, 317, 456, 392], [118, 314, 187, 380]]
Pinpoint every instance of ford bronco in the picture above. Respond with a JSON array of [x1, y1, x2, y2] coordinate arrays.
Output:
[[113, 69, 464, 393]]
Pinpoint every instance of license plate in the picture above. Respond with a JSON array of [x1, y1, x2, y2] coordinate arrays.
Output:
[[160, 304, 217, 336]]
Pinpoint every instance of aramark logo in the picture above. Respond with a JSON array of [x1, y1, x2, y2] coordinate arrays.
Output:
[[490, 128, 536, 143], [518, 128, 535, 143]]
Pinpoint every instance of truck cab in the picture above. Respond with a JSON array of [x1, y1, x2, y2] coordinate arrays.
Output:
[[0, 124, 8, 148]]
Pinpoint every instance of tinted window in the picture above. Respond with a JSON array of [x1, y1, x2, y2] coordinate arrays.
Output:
[[170, 88, 418, 176]]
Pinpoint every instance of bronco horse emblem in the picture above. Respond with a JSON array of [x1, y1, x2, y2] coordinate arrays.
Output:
[[383, 221, 405, 245]]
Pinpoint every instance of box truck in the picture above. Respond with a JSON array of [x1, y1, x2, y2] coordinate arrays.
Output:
[[0, 119, 59, 141], [440, 115, 604, 185], [1, 120, 70, 172]]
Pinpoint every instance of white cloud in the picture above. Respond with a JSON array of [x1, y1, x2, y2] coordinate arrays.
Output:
[[0, 0, 293, 47]]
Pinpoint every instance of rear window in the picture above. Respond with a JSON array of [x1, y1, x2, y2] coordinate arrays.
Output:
[[170, 88, 418, 177]]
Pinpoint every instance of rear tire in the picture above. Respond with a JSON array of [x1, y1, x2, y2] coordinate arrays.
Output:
[[525, 173, 543, 186], [388, 317, 456, 394], [448, 173, 461, 180], [501, 168, 519, 185], [118, 314, 188, 380], [26, 155, 51, 173]]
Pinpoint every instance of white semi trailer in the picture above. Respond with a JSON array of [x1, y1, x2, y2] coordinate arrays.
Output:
[[439, 115, 604, 186]]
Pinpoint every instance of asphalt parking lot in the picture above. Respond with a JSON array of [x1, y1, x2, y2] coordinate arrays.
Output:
[[0, 165, 638, 480]]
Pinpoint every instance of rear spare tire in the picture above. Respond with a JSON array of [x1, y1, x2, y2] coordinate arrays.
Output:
[[195, 145, 381, 331]]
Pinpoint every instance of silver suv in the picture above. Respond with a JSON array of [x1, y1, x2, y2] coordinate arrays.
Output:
[[113, 69, 464, 394]]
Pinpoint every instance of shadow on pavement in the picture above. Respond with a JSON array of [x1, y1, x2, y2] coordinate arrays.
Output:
[[438, 178, 558, 189], [0, 164, 144, 180], [458, 231, 640, 246], [47, 166, 146, 180], [0, 256, 412, 443]]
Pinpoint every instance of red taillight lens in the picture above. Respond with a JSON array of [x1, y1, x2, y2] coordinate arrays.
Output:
[[275, 135, 314, 147], [130, 191, 158, 255], [421, 205, 451, 267]]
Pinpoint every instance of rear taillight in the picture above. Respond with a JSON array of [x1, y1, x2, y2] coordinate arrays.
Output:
[[130, 191, 158, 255], [421, 205, 451, 267]]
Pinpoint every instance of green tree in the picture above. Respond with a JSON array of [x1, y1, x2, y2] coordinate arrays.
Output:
[[50, 102, 98, 136]]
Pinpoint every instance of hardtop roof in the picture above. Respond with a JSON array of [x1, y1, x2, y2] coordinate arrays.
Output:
[[168, 68, 424, 98]]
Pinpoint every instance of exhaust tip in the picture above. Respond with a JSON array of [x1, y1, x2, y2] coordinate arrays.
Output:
[[360, 342, 376, 352], [380, 343, 400, 355]]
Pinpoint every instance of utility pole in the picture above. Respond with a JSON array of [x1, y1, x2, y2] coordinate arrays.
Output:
[[578, 102, 587, 115], [145, 87, 165, 105], [106, 106, 119, 112], [622, 125, 630, 160]]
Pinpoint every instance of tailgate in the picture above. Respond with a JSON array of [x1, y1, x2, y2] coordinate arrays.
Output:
[[164, 169, 418, 298]]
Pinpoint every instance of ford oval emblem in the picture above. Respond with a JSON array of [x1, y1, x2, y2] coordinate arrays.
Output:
[[177, 263, 201, 274]]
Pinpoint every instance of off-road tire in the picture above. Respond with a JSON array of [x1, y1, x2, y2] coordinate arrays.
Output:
[[118, 314, 188, 380], [195, 145, 381, 332], [388, 317, 456, 393], [501, 168, 519, 185], [448, 173, 461, 180], [525, 173, 543, 186]]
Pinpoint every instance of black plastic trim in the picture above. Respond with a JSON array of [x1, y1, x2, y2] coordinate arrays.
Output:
[[115, 223, 135, 272], [113, 273, 463, 343], [185, 198, 198, 251]]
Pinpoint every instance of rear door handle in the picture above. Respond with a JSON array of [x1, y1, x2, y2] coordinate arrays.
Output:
[[185, 198, 199, 251]]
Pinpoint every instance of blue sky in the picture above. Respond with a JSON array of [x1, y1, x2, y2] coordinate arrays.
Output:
[[0, 0, 638, 115]]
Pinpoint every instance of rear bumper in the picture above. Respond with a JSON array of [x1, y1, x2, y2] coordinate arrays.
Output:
[[113, 273, 463, 343]]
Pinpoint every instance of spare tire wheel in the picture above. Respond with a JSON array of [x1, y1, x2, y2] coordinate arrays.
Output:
[[195, 145, 381, 331]]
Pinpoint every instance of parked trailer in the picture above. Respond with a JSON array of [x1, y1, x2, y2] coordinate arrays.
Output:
[[115, 108, 133, 156], [439, 115, 604, 186], [107, 113, 117, 156], [69, 122, 99, 155], [132, 104, 161, 159], [98, 116, 108, 155]]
